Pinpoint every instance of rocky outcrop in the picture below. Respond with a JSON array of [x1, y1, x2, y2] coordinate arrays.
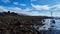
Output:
[[0, 11, 47, 34]]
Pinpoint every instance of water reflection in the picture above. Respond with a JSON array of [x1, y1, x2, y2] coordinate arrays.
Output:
[[31, 19, 60, 32], [40, 19, 60, 30], [39, 19, 60, 34], [31, 19, 60, 34]]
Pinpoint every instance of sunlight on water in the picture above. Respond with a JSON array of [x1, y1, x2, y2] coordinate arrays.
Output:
[[39, 19, 60, 30], [38, 19, 60, 34]]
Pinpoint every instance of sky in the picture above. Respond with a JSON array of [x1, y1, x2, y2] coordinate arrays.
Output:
[[0, 0, 60, 17]]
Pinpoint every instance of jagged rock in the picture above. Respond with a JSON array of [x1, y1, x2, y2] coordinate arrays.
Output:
[[0, 11, 48, 34]]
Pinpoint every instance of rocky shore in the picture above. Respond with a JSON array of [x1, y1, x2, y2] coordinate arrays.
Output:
[[0, 11, 49, 34]]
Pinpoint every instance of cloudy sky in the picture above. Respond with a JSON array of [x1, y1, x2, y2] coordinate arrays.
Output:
[[0, 0, 60, 17]]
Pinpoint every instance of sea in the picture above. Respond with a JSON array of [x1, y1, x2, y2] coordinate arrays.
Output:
[[32, 19, 60, 34]]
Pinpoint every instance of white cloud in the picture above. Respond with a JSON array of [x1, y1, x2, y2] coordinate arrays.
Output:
[[52, 12, 60, 17], [48, 4, 60, 17], [7, 7, 22, 13], [13, 2, 27, 6], [2, 0, 10, 3], [13, 2, 19, 5], [31, 3, 50, 10], [55, 4, 60, 9], [0, 6, 8, 11], [0, 6, 57, 16], [0, 3, 60, 17], [30, 11, 44, 16], [0, 6, 22, 13], [24, 11, 48, 16], [0, 6, 32, 14], [50, 4, 60, 9], [23, 8, 32, 11], [20, 4, 27, 6], [31, 0, 37, 1], [0, 6, 43, 16]]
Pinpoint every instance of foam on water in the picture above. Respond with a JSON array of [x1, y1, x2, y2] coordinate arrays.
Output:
[[40, 19, 60, 30]]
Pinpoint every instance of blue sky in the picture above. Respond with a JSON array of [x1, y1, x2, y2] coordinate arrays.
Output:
[[0, 0, 60, 17]]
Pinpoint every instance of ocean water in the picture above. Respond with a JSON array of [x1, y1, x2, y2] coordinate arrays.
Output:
[[32, 19, 60, 34], [41, 19, 60, 34], [39, 19, 60, 30]]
